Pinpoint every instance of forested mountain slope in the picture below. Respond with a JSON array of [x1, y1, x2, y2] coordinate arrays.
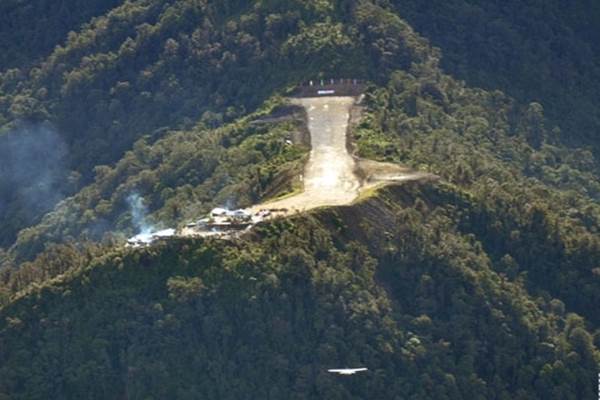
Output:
[[7, 98, 310, 262], [0, 0, 125, 70], [0, 0, 599, 398], [1, 184, 598, 399], [393, 0, 600, 150], [0, 0, 428, 247]]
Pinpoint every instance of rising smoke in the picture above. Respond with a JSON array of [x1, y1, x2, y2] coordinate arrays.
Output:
[[126, 193, 155, 235], [0, 122, 69, 245]]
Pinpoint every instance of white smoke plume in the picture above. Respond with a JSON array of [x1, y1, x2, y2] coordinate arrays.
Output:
[[127, 193, 154, 235], [0, 122, 69, 244]]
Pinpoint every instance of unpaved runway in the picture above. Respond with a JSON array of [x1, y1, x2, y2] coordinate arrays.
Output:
[[251, 96, 435, 215], [253, 97, 360, 212]]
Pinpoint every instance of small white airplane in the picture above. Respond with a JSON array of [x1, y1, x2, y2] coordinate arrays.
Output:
[[327, 368, 368, 375]]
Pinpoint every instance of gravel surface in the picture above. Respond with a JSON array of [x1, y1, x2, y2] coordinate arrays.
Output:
[[252, 96, 435, 215], [253, 97, 360, 212]]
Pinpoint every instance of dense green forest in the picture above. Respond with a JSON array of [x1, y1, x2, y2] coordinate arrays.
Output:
[[1, 184, 598, 399], [0, 0, 426, 246], [0, 0, 125, 69], [393, 0, 600, 150], [0, 0, 599, 398]]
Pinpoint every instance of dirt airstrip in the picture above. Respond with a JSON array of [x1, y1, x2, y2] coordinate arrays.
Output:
[[251, 96, 435, 214], [141, 96, 434, 244]]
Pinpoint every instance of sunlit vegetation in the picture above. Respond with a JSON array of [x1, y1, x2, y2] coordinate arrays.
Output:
[[0, 186, 598, 398], [354, 70, 600, 326], [8, 98, 308, 263]]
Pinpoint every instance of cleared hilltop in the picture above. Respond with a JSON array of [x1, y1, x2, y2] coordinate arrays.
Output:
[[131, 94, 435, 243], [253, 96, 433, 214]]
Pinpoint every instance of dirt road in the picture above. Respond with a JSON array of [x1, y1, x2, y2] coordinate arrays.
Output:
[[253, 97, 360, 213]]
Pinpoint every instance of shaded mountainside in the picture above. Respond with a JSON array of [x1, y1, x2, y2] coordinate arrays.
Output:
[[0, 1, 599, 398], [0, 0, 125, 70], [0, 182, 598, 399], [392, 0, 600, 150]]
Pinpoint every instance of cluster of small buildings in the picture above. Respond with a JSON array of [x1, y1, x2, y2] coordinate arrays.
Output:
[[295, 78, 366, 98], [127, 207, 286, 248], [307, 78, 362, 87], [185, 207, 276, 233]]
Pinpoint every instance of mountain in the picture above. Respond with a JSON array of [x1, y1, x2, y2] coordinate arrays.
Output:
[[0, 0, 126, 70], [0, 0, 599, 398], [392, 0, 600, 151]]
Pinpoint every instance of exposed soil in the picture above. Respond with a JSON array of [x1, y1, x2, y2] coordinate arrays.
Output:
[[251, 96, 436, 214], [251, 97, 360, 212]]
